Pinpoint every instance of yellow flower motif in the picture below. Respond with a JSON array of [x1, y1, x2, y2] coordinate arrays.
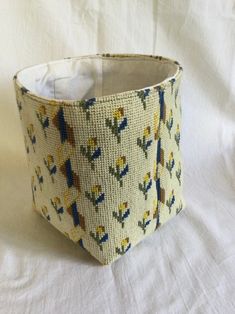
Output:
[[169, 152, 174, 161], [87, 137, 97, 148], [176, 124, 180, 133], [144, 172, 151, 183], [113, 107, 124, 120], [47, 154, 54, 164], [143, 210, 150, 220], [39, 105, 46, 115], [91, 185, 101, 194], [116, 156, 126, 167], [144, 126, 151, 138], [119, 202, 128, 212], [121, 237, 129, 247], [96, 225, 105, 234], [29, 123, 34, 133], [54, 197, 61, 204]]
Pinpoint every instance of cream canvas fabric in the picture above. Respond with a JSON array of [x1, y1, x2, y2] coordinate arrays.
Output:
[[13, 53, 184, 265]]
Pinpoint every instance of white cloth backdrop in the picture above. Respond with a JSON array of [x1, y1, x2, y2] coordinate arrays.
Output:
[[0, 1, 235, 313]]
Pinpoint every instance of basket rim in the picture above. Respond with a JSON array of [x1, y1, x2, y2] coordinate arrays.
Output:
[[13, 53, 183, 106]]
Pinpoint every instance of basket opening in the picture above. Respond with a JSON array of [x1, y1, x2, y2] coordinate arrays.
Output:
[[16, 55, 179, 101]]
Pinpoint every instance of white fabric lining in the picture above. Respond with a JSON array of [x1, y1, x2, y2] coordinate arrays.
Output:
[[16, 56, 178, 100]]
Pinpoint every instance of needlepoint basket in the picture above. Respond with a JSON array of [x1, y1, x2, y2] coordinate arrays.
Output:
[[14, 53, 185, 265]]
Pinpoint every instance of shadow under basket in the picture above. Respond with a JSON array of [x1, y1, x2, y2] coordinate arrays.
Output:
[[14, 53, 185, 265]]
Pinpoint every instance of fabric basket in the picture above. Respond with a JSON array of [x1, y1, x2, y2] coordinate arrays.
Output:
[[13, 53, 185, 265]]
